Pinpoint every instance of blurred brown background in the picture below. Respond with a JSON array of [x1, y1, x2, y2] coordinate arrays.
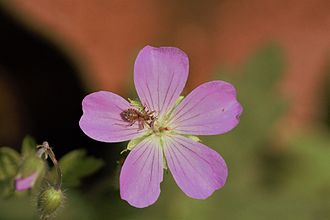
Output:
[[2, 0, 330, 142]]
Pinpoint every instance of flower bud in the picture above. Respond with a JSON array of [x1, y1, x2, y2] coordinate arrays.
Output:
[[15, 155, 45, 191], [37, 186, 64, 219]]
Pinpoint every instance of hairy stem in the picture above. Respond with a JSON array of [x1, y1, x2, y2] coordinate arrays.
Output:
[[37, 142, 62, 190]]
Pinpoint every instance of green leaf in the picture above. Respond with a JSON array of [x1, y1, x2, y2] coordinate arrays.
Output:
[[0, 147, 21, 197], [215, 43, 286, 149], [0, 147, 20, 180], [21, 135, 37, 158], [241, 42, 284, 89], [58, 149, 104, 187]]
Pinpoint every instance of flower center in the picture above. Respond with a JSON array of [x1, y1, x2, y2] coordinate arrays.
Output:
[[150, 118, 171, 135], [126, 98, 178, 135]]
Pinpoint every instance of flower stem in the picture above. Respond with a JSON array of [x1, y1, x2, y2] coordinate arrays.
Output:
[[37, 142, 62, 190]]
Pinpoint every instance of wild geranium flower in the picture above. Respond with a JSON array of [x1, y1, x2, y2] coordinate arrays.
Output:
[[79, 46, 243, 208]]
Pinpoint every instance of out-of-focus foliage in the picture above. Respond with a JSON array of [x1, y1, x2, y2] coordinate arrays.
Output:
[[0, 190, 96, 220], [0, 147, 20, 198], [57, 149, 104, 187], [0, 136, 104, 219], [21, 135, 37, 157], [0, 136, 36, 198]]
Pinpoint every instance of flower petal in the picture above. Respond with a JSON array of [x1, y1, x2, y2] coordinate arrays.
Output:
[[15, 172, 38, 191], [79, 91, 146, 142], [120, 136, 163, 208], [169, 81, 243, 135], [134, 46, 189, 119], [163, 135, 227, 199]]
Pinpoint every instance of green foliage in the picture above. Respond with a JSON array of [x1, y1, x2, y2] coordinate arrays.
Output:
[[0, 136, 104, 219], [0, 147, 20, 198], [58, 149, 104, 187], [286, 132, 330, 193], [0, 147, 20, 180], [0, 136, 41, 198], [0, 190, 97, 220], [241, 43, 284, 89], [21, 135, 37, 158]]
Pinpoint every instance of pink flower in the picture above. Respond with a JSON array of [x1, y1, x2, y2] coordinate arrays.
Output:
[[15, 154, 45, 192], [79, 46, 243, 208], [15, 172, 39, 191]]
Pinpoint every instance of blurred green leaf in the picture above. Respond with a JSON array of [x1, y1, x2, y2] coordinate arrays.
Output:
[[58, 149, 104, 187], [285, 132, 330, 192], [214, 43, 287, 149], [0, 147, 20, 197], [241, 43, 284, 89], [21, 135, 37, 158], [0, 190, 96, 220], [0, 147, 20, 179]]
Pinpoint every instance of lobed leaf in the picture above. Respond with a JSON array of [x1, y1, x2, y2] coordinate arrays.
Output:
[[58, 149, 104, 187], [0, 147, 20, 197]]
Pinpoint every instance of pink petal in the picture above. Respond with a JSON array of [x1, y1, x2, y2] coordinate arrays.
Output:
[[79, 91, 146, 142], [163, 135, 227, 199], [120, 136, 163, 208], [15, 172, 38, 191], [169, 81, 243, 135], [134, 46, 189, 119]]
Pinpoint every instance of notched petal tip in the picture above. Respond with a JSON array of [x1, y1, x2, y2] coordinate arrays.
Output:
[[170, 80, 243, 136], [120, 136, 163, 208], [134, 45, 189, 117], [141, 45, 189, 63], [163, 135, 228, 199]]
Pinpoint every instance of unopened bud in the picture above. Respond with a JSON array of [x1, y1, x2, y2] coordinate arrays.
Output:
[[15, 155, 45, 191], [37, 186, 64, 219]]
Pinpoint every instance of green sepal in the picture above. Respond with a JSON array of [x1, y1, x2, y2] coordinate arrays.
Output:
[[126, 134, 151, 151], [174, 95, 185, 107], [162, 154, 168, 170], [158, 136, 168, 170], [37, 186, 64, 219], [185, 135, 201, 142], [128, 98, 143, 110], [162, 96, 185, 122], [21, 135, 37, 158]]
